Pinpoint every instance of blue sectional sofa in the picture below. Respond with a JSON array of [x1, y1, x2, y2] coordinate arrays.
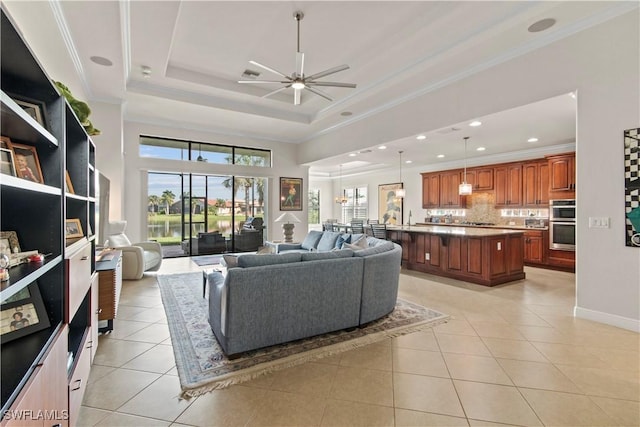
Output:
[[207, 231, 401, 356]]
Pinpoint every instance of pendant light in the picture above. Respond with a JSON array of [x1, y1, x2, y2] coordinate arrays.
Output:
[[396, 150, 406, 198], [335, 164, 348, 204], [459, 136, 473, 195], [196, 143, 206, 162]]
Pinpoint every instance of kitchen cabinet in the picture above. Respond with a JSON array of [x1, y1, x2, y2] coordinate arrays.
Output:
[[494, 163, 522, 206], [440, 171, 465, 207], [522, 160, 550, 207], [523, 230, 545, 264], [421, 173, 440, 208], [466, 167, 494, 191], [547, 152, 575, 197]]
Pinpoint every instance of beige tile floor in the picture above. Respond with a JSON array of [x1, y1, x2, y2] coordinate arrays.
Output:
[[78, 259, 640, 426]]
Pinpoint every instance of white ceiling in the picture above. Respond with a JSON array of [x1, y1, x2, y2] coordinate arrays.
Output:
[[15, 1, 628, 174]]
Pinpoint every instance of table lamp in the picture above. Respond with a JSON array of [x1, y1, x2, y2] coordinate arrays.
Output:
[[275, 212, 301, 243]]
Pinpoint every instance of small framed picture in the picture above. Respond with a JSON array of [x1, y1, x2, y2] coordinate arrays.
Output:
[[0, 231, 20, 256], [0, 283, 51, 343], [9, 142, 44, 184], [65, 171, 75, 194], [65, 218, 83, 239], [279, 177, 303, 211], [13, 97, 47, 128], [0, 148, 16, 177]]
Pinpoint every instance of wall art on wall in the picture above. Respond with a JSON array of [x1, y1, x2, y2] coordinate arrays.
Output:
[[378, 183, 403, 225], [280, 177, 302, 211], [624, 127, 640, 247]]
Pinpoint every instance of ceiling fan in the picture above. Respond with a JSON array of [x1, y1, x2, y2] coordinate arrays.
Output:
[[238, 11, 356, 105]]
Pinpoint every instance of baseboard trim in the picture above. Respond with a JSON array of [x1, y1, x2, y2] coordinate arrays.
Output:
[[574, 306, 640, 333]]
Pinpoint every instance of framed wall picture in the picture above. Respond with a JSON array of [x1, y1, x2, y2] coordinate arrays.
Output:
[[12, 96, 47, 128], [378, 183, 403, 225], [624, 127, 640, 247], [0, 283, 51, 343], [65, 170, 75, 194], [9, 142, 44, 184], [65, 218, 83, 239], [280, 177, 302, 211]]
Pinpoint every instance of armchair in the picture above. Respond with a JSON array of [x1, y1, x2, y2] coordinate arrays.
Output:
[[106, 221, 162, 280]]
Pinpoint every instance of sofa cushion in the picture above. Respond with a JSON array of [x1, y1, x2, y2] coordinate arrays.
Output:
[[353, 241, 395, 257], [143, 250, 161, 269], [237, 252, 302, 268], [366, 236, 390, 247], [335, 234, 352, 249], [109, 233, 132, 247], [301, 230, 323, 250], [317, 231, 341, 252], [301, 248, 354, 261], [221, 254, 239, 268]]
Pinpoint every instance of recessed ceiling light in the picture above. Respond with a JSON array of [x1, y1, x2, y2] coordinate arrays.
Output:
[[405, 160, 412, 164], [477, 147, 486, 151], [378, 145, 387, 150], [528, 18, 556, 33], [469, 121, 482, 127], [528, 137, 539, 143], [416, 135, 426, 140], [90, 56, 113, 66], [437, 154, 445, 158], [569, 92, 576, 99], [340, 111, 353, 117], [348, 153, 356, 157]]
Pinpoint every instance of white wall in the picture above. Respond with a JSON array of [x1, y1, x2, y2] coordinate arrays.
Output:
[[122, 121, 308, 244], [304, 11, 640, 331]]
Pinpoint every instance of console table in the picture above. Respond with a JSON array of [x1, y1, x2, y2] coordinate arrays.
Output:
[[96, 250, 122, 332]]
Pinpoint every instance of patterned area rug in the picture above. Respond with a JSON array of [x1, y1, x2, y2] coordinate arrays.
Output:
[[157, 272, 449, 399], [190, 255, 223, 266]]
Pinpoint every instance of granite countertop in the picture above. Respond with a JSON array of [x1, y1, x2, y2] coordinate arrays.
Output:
[[415, 222, 549, 231], [387, 224, 526, 236]]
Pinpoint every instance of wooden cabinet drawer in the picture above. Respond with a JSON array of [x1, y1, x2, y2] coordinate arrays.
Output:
[[66, 243, 92, 321], [68, 330, 91, 426]]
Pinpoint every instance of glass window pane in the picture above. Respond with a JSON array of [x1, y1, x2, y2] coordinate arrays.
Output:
[[234, 147, 271, 167], [191, 143, 233, 164], [140, 136, 189, 160]]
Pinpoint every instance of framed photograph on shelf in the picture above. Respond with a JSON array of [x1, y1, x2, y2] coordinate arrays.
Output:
[[0, 147, 16, 177], [9, 142, 43, 184], [65, 171, 75, 194], [0, 283, 51, 343], [279, 177, 302, 211], [378, 183, 403, 225], [65, 219, 83, 239], [0, 231, 20, 256], [11, 96, 47, 129]]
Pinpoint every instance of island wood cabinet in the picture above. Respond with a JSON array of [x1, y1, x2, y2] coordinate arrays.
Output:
[[546, 152, 576, 198], [523, 230, 545, 264], [494, 163, 523, 206], [388, 227, 525, 286], [522, 160, 550, 207]]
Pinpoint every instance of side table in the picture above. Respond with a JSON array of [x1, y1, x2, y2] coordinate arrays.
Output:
[[96, 249, 122, 333]]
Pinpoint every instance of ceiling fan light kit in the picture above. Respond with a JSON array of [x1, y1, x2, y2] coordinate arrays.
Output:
[[238, 11, 356, 105]]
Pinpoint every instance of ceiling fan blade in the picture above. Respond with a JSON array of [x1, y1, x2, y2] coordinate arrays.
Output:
[[262, 85, 291, 99], [294, 88, 302, 105], [238, 80, 291, 84], [296, 52, 305, 77], [305, 64, 350, 81], [306, 81, 357, 88], [249, 60, 290, 79], [305, 85, 333, 102]]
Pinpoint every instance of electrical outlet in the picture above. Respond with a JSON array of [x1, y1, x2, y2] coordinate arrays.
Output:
[[497, 242, 502, 250], [589, 217, 610, 228], [425, 252, 430, 261]]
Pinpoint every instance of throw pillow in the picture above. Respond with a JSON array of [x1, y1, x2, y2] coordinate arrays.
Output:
[[301, 230, 323, 250], [353, 242, 395, 257], [221, 254, 239, 268], [256, 245, 275, 255], [344, 236, 368, 251], [335, 233, 352, 249], [316, 231, 341, 252]]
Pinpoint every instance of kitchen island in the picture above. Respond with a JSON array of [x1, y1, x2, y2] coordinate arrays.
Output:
[[387, 225, 525, 286]]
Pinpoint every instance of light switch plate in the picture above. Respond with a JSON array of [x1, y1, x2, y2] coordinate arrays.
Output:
[[589, 217, 610, 228]]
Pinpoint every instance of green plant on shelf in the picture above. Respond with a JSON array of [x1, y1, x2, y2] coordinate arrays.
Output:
[[54, 81, 100, 136]]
